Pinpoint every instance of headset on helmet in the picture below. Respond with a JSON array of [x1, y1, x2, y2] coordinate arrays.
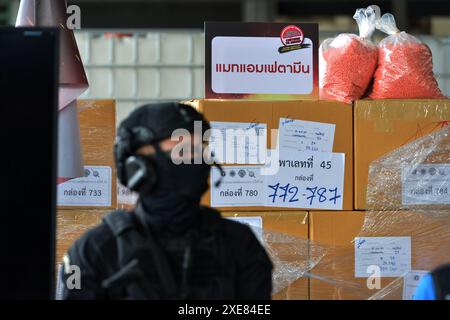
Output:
[[115, 103, 204, 193], [115, 126, 156, 193], [114, 103, 224, 194]]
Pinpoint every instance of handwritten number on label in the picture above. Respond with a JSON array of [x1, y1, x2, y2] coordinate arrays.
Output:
[[306, 186, 341, 205], [328, 187, 341, 204], [317, 187, 327, 202], [268, 183, 280, 203], [279, 184, 289, 202], [269, 184, 341, 206], [288, 186, 299, 203], [268, 183, 300, 203], [306, 186, 317, 205]]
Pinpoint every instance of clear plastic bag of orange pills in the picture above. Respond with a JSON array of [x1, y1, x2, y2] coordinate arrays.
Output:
[[319, 5, 379, 104], [369, 13, 446, 99]]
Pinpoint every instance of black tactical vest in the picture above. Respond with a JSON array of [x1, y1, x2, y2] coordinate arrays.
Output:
[[101, 207, 235, 299]]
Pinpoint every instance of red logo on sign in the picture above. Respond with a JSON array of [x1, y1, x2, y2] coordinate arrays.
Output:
[[280, 25, 304, 46]]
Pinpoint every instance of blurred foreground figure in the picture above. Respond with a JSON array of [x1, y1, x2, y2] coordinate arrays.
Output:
[[414, 264, 450, 300], [61, 102, 273, 299]]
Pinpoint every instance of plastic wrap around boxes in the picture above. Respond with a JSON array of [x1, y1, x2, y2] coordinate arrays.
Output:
[[55, 96, 450, 300], [354, 99, 450, 210], [305, 125, 450, 300], [57, 100, 116, 263], [224, 100, 450, 300], [222, 211, 312, 300], [306, 209, 450, 300]]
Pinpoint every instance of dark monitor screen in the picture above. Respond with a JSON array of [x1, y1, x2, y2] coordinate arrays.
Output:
[[0, 28, 59, 299]]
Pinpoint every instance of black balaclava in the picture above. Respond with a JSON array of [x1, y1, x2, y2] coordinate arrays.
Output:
[[117, 102, 211, 234]]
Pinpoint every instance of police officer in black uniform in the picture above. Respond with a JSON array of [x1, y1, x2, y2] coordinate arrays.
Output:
[[61, 102, 273, 300]]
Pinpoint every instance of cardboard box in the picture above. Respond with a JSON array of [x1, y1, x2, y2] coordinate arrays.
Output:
[[190, 99, 353, 211], [57, 209, 311, 300], [309, 210, 450, 300], [271, 100, 353, 211], [56, 209, 109, 263], [58, 100, 117, 209], [354, 99, 450, 210], [309, 211, 365, 247], [222, 211, 309, 300], [192, 99, 275, 146], [309, 211, 415, 300], [309, 211, 375, 300], [78, 100, 116, 169], [191, 99, 274, 211]]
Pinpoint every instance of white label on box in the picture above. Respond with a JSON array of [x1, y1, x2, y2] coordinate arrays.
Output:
[[264, 151, 345, 209], [402, 164, 450, 205], [278, 118, 335, 152], [209, 121, 267, 164], [212, 36, 313, 95], [354, 237, 411, 278], [210, 165, 265, 207], [226, 216, 263, 243], [117, 182, 139, 205], [403, 270, 429, 300], [57, 166, 112, 207]]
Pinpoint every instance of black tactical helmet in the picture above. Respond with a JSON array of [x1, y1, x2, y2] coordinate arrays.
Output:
[[114, 102, 211, 191]]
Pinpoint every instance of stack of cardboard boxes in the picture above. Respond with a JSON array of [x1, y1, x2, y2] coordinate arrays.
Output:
[[58, 97, 449, 300], [354, 99, 450, 210], [56, 100, 116, 263], [190, 98, 450, 300], [191, 99, 355, 299], [192, 99, 354, 212]]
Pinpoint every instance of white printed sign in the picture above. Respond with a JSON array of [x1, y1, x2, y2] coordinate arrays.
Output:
[[117, 182, 139, 206], [210, 165, 265, 207], [264, 151, 345, 209], [57, 166, 112, 206], [278, 118, 335, 153], [354, 237, 412, 278], [209, 121, 267, 164], [402, 164, 450, 205], [211, 36, 313, 95], [226, 216, 263, 243], [403, 270, 429, 300]]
